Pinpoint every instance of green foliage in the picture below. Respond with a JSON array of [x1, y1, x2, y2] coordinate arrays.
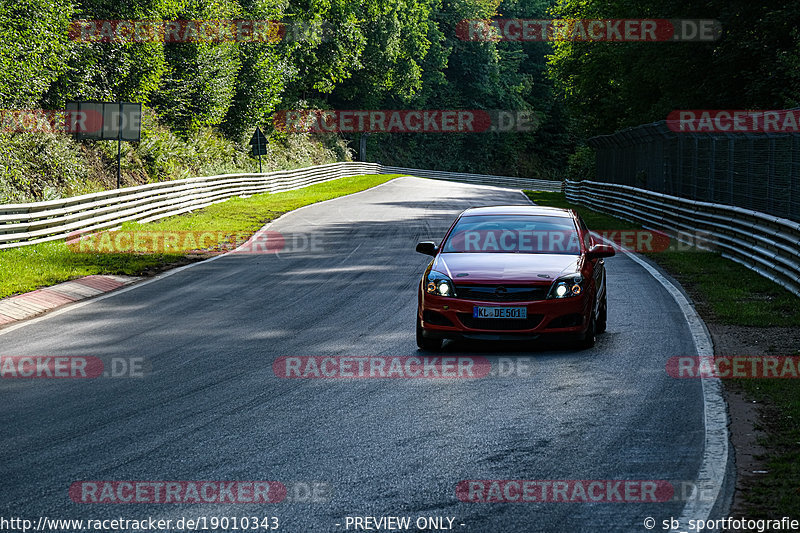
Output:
[[328, 0, 435, 107], [42, 0, 181, 106], [0, 132, 91, 203], [150, 0, 243, 130], [0, 108, 349, 202], [1, 0, 577, 203], [137, 118, 250, 181], [566, 145, 595, 180], [0, 0, 74, 107], [279, 0, 367, 100], [366, 0, 573, 177], [546, 0, 800, 135]]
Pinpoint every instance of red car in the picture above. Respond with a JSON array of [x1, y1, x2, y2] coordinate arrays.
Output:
[[415, 205, 615, 350]]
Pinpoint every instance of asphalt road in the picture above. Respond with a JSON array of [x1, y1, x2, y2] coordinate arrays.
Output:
[[1, 177, 713, 532]]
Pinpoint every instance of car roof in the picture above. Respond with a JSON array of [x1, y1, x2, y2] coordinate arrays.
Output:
[[459, 205, 574, 218]]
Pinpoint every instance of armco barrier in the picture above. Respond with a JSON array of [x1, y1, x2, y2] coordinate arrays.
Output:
[[382, 166, 561, 191], [0, 163, 559, 249], [565, 180, 800, 296]]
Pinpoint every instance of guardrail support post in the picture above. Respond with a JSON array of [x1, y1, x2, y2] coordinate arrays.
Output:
[[116, 101, 122, 189], [359, 133, 370, 162]]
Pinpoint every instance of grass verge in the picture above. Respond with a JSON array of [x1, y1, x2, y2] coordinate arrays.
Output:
[[0, 174, 398, 299], [525, 189, 800, 516]]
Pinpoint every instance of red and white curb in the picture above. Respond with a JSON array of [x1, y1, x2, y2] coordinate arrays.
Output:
[[0, 275, 140, 326]]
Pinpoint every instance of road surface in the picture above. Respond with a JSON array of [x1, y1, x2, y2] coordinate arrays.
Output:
[[1, 177, 721, 532]]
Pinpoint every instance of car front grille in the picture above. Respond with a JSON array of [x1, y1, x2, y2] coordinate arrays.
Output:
[[457, 313, 544, 330], [455, 285, 549, 302]]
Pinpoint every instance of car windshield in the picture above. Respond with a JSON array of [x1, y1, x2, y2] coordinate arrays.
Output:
[[441, 214, 581, 254]]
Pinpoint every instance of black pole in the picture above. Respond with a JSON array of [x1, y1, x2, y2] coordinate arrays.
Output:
[[258, 130, 263, 173], [117, 102, 122, 189], [360, 132, 369, 162]]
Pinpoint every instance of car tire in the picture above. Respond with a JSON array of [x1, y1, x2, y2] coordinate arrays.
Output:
[[596, 293, 607, 334], [577, 313, 596, 350], [416, 318, 443, 351]]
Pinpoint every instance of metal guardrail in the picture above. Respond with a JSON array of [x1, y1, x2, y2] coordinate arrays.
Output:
[[382, 166, 562, 192], [0, 163, 559, 249], [587, 122, 800, 223], [0, 162, 377, 249], [565, 180, 800, 297]]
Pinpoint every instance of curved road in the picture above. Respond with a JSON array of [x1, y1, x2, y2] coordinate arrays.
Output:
[[1, 177, 724, 532]]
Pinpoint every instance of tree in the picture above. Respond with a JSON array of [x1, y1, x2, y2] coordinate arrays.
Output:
[[547, 0, 800, 136], [0, 0, 74, 107]]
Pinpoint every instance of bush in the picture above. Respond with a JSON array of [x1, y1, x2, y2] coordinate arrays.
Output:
[[566, 145, 596, 181], [0, 132, 92, 203], [0, 110, 354, 203]]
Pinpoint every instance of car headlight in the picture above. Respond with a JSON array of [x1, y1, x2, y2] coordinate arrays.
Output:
[[547, 275, 584, 299], [426, 270, 457, 297]]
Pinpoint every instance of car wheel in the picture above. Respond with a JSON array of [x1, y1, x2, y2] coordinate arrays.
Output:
[[596, 293, 607, 334], [577, 313, 596, 350], [416, 318, 443, 351]]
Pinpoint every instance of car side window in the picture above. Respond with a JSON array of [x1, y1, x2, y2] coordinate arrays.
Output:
[[577, 216, 592, 250]]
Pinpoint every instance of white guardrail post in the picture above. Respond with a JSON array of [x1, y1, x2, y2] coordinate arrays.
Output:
[[0, 163, 559, 249], [564, 180, 800, 297]]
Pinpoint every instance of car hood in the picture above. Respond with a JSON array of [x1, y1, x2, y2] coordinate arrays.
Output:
[[434, 253, 581, 284]]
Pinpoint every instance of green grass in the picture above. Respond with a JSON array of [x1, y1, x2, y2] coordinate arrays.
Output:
[[526, 189, 800, 516], [120, 173, 396, 241], [650, 251, 800, 327], [738, 380, 800, 517], [0, 174, 398, 298]]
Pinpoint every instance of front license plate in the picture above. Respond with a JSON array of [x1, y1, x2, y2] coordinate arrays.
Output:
[[473, 306, 527, 319]]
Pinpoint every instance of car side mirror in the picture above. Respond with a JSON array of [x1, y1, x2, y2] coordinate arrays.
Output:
[[586, 243, 615, 259], [416, 241, 438, 256]]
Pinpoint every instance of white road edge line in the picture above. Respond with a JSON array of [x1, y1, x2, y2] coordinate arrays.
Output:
[[520, 189, 729, 532], [622, 250, 728, 533], [0, 176, 406, 337]]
